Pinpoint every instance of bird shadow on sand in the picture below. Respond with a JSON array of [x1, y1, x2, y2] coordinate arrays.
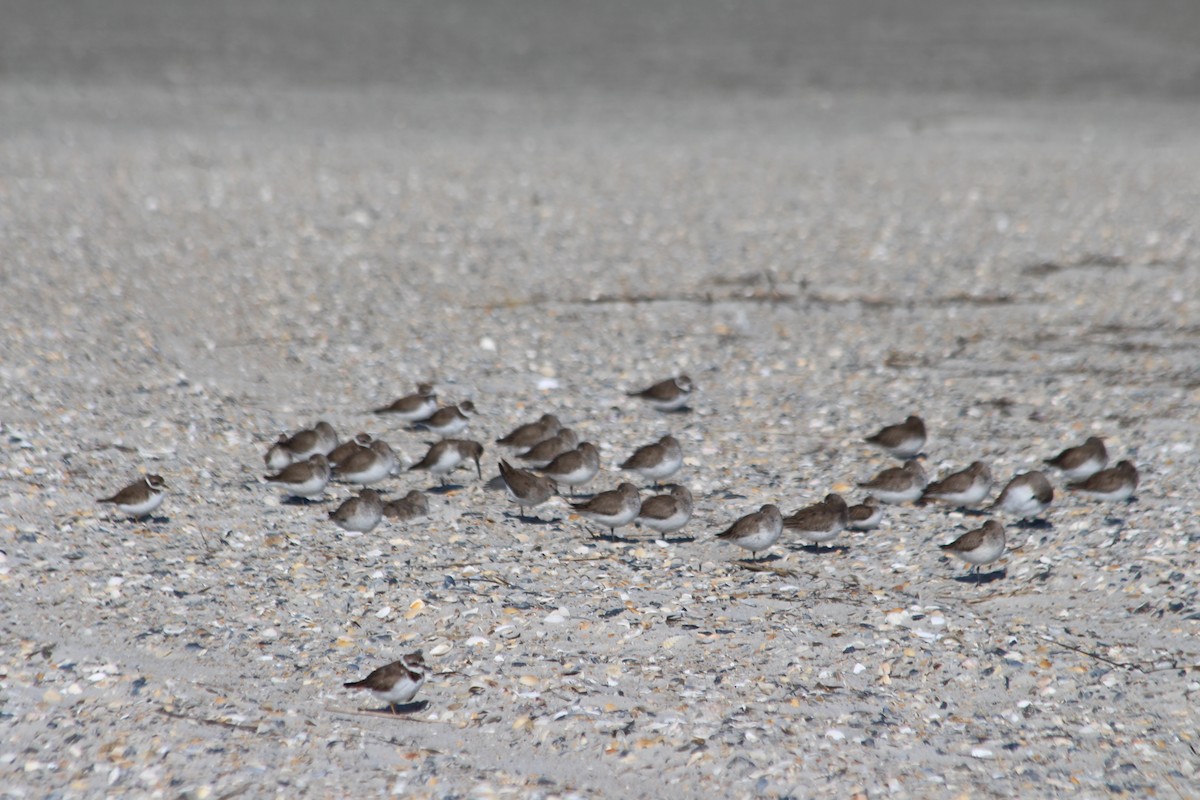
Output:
[[1100, 499, 1138, 527], [507, 512, 558, 526], [589, 531, 657, 544], [365, 700, 429, 715], [641, 405, 692, 415], [587, 532, 629, 543], [427, 483, 465, 495], [282, 496, 325, 506], [790, 543, 850, 555], [1016, 519, 1053, 531], [954, 568, 1007, 585], [733, 555, 796, 577], [916, 503, 988, 517], [733, 553, 786, 565]]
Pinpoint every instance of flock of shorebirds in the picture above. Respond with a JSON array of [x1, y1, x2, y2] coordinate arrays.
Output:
[[95, 374, 1140, 710]]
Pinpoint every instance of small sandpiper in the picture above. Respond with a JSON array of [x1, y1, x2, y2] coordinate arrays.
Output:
[[857, 459, 927, 504], [1044, 436, 1107, 482], [716, 504, 783, 561], [373, 382, 438, 423], [864, 414, 926, 459], [264, 420, 338, 469], [627, 375, 693, 412], [940, 519, 1006, 576], [498, 459, 557, 519], [383, 490, 430, 521], [991, 470, 1054, 521], [496, 413, 562, 449], [619, 435, 683, 486], [635, 484, 694, 537], [538, 442, 601, 497], [409, 439, 484, 486], [265, 454, 331, 500], [921, 461, 993, 508], [569, 482, 642, 538], [327, 432, 374, 470], [334, 440, 399, 486], [847, 495, 884, 531], [329, 489, 384, 534], [783, 493, 849, 545], [416, 401, 477, 438], [516, 428, 579, 469], [1067, 460, 1138, 502]]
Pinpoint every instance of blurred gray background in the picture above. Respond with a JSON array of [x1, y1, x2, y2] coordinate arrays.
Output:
[[3, 0, 1198, 98]]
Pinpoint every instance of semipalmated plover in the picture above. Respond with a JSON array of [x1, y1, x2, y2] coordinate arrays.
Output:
[[636, 484, 694, 537], [627, 375, 694, 412], [373, 383, 438, 422], [921, 461, 993, 508], [334, 440, 398, 485], [1067, 460, 1138, 502], [409, 439, 483, 486], [716, 504, 782, 561], [97, 474, 167, 518], [619, 435, 683, 485], [383, 490, 430, 521], [1044, 436, 1108, 481], [783, 493, 849, 545], [991, 470, 1054, 520], [498, 459, 557, 519], [847, 495, 883, 530], [264, 436, 295, 471], [496, 413, 562, 449], [857, 459, 927, 504], [417, 401, 476, 438], [329, 489, 384, 534], [864, 415, 926, 459], [265, 454, 331, 499], [343, 651, 427, 710], [570, 482, 641, 538], [537, 442, 601, 496], [940, 520, 1006, 574], [517, 428, 579, 468]]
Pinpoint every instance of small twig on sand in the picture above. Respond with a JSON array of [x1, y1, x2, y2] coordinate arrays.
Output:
[[963, 587, 1037, 605], [463, 573, 514, 588], [1039, 634, 1197, 674], [158, 706, 259, 733], [734, 560, 796, 577]]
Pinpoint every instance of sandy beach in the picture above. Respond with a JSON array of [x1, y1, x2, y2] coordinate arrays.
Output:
[[3, 2, 1200, 796]]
